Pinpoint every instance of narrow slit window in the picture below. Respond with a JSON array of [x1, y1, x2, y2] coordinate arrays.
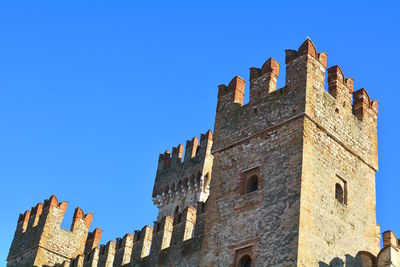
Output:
[[335, 183, 344, 204], [247, 176, 259, 193], [335, 177, 347, 206]]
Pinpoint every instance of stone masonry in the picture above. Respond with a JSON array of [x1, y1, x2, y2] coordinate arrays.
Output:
[[7, 39, 398, 267]]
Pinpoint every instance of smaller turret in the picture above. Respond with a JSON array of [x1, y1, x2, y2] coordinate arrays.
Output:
[[7, 195, 94, 267], [153, 130, 213, 220]]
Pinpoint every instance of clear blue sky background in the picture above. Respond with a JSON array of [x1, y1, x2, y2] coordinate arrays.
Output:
[[0, 1, 399, 263]]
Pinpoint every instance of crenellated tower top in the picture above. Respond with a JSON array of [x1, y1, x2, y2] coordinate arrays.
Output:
[[202, 38, 380, 266], [7, 195, 94, 267], [153, 129, 213, 219]]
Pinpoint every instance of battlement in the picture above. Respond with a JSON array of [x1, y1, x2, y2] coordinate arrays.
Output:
[[7, 195, 94, 267], [214, 38, 378, 169], [85, 228, 103, 254], [156, 130, 213, 172], [285, 38, 328, 68], [62, 202, 206, 267], [353, 88, 379, 120], [153, 130, 213, 219], [215, 39, 376, 118]]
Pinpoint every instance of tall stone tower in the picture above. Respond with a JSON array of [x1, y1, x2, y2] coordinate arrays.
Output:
[[201, 39, 380, 266]]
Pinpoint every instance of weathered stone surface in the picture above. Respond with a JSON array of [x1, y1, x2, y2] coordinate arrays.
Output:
[[7, 195, 93, 267]]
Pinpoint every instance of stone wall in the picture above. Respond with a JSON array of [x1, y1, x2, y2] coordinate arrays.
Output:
[[200, 40, 313, 266], [51, 203, 206, 267], [298, 42, 380, 266]]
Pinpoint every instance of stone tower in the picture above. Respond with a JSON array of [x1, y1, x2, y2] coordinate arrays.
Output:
[[7, 195, 98, 267], [200, 39, 380, 266]]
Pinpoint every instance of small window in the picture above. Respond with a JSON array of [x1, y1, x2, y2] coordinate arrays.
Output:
[[234, 246, 253, 267], [247, 175, 258, 193], [239, 166, 261, 195], [335, 176, 347, 205], [335, 183, 344, 204], [239, 255, 252, 267]]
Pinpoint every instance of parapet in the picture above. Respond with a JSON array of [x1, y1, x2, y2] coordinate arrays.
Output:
[[7, 195, 94, 267], [114, 233, 134, 266], [213, 38, 378, 170], [249, 58, 280, 102], [217, 76, 246, 107], [216, 39, 376, 118], [98, 240, 116, 266], [285, 38, 327, 67], [353, 88, 378, 121], [67, 202, 207, 267], [85, 228, 103, 254], [131, 225, 153, 261], [151, 215, 173, 253], [156, 129, 213, 173]]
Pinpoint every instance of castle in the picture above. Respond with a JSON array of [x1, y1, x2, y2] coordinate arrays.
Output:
[[7, 39, 400, 267]]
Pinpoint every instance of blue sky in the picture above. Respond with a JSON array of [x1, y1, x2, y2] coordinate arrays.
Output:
[[0, 1, 399, 263]]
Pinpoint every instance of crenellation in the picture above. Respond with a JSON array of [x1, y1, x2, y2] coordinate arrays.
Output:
[[157, 150, 171, 171], [285, 40, 327, 80], [98, 241, 116, 267], [171, 144, 184, 167], [19, 209, 30, 233], [184, 136, 199, 161], [169, 206, 197, 248], [285, 38, 328, 67], [353, 88, 379, 121], [216, 76, 245, 112], [131, 226, 153, 262], [113, 234, 133, 266], [150, 215, 174, 254], [84, 247, 99, 267], [249, 57, 280, 102], [199, 129, 213, 153], [72, 207, 94, 231], [27, 202, 44, 229], [327, 65, 353, 113], [85, 228, 103, 254]]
